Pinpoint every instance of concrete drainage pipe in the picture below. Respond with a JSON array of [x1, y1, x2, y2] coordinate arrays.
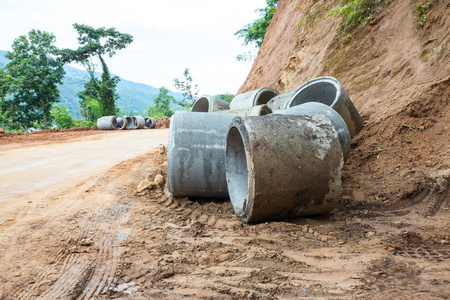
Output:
[[167, 111, 240, 198], [134, 116, 146, 129], [273, 102, 351, 162], [97, 116, 118, 130], [123, 116, 135, 130], [191, 95, 230, 112], [285, 77, 363, 137], [219, 104, 272, 116], [114, 116, 127, 130], [229, 88, 279, 110], [144, 117, 156, 129], [226, 114, 344, 223]]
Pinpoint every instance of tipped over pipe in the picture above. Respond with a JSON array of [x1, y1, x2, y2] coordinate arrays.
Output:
[[230, 88, 279, 110], [191, 95, 230, 112], [97, 116, 118, 130]]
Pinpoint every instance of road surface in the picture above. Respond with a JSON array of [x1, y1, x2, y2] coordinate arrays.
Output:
[[0, 129, 169, 202]]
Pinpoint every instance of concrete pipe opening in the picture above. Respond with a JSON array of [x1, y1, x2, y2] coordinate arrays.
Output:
[[255, 89, 279, 106], [226, 126, 250, 219], [124, 116, 134, 130], [114, 116, 127, 130], [287, 77, 363, 136], [226, 114, 344, 223], [230, 88, 279, 110], [191, 97, 209, 112], [145, 117, 156, 129], [191, 95, 231, 112]]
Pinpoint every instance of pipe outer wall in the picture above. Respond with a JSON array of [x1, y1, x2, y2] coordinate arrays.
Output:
[[225, 114, 344, 223], [167, 111, 240, 198]]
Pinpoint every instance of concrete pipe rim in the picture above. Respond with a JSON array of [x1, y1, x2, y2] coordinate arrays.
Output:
[[191, 95, 211, 112], [254, 88, 279, 106], [114, 116, 127, 130], [124, 116, 134, 129], [226, 119, 255, 223], [288, 77, 341, 109]]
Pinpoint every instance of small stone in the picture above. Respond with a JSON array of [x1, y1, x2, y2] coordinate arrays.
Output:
[[137, 180, 155, 193], [80, 238, 93, 246], [154, 174, 165, 186]]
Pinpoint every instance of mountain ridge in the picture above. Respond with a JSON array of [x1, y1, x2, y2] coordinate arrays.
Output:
[[0, 50, 183, 118]]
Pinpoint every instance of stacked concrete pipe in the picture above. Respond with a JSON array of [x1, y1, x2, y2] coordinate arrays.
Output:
[[230, 88, 279, 110], [123, 116, 135, 130], [225, 114, 344, 223], [267, 77, 363, 136], [134, 115, 146, 129], [273, 102, 351, 162], [167, 111, 239, 198], [219, 104, 272, 116], [191, 95, 230, 112], [144, 117, 156, 129], [97, 116, 118, 130], [114, 116, 127, 130]]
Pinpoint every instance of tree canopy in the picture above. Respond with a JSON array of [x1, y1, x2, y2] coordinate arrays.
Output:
[[61, 24, 133, 116], [173, 68, 199, 109], [235, 0, 279, 61], [0, 29, 65, 129], [147, 87, 175, 118]]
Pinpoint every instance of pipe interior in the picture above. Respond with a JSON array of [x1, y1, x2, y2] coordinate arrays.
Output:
[[226, 127, 249, 218], [125, 117, 134, 129], [256, 90, 278, 106], [191, 98, 210, 112], [290, 82, 338, 107], [114, 117, 124, 128]]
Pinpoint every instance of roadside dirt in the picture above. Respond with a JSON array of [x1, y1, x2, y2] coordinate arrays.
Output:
[[1, 0, 449, 298], [1, 128, 448, 299]]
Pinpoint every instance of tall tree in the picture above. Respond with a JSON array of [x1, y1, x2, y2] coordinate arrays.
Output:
[[61, 24, 133, 116], [147, 87, 175, 118], [235, 0, 279, 61], [0, 29, 65, 129], [173, 68, 199, 109]]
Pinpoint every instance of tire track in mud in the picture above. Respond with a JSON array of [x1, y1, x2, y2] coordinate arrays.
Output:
[[1, 156, 149, 300]]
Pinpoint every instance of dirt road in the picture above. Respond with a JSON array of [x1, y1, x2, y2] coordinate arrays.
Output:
[[0, 128, 449, 299]]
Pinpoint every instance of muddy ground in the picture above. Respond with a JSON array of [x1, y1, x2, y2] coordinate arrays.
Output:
[[0, 122, 448, 299]]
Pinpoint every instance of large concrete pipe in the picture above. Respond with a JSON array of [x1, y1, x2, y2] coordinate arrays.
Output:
[[144, 117, 156, 129], [97, 116, 118, 130], [167, 111, 240, 198], [266, 91, 296, 111], [229, 88, 279, 110], [131, 116, 138, 129], [284, 77, 363, 136], [124, 116, 135, 130], [191, 95, 230, 112], [134, 116, 146, 129], [219, 104, 272, 116], [226, 114, 344, 223], [273, 102, 351, 162], [114, 116, 127, 130]]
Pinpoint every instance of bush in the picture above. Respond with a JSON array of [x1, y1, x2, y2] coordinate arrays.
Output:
[[51, 105, 75, 129]]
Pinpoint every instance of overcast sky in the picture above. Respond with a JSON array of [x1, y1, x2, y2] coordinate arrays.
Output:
[[0, 0, 267, 95]]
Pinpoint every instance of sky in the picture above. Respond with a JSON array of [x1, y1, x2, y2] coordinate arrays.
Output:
[[0, 0, 267, 95]]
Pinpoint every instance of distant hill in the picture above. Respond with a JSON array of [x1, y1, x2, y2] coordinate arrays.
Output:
[[0, 50, 183, 118]]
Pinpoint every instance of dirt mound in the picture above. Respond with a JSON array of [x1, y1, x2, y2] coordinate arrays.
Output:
[[239, 0, 449, 211], [155, 116, 171, 128], [0, 128, 5, 135]]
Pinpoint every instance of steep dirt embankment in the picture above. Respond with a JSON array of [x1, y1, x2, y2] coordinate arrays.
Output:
[[240, 0, 449, 211]]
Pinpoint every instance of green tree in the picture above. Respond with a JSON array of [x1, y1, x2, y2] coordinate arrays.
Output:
[[0, 29, 65, 130], [61, 24, 133, 116], [147, 87, 175, 118], [51, 105, 75, 129], [215, 93, 235, 103], [235, 0, 279, 61], [173, 68, 199, 109]]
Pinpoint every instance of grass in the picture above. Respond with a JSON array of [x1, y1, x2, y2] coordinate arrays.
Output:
[[328, 0, 389, 34]]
